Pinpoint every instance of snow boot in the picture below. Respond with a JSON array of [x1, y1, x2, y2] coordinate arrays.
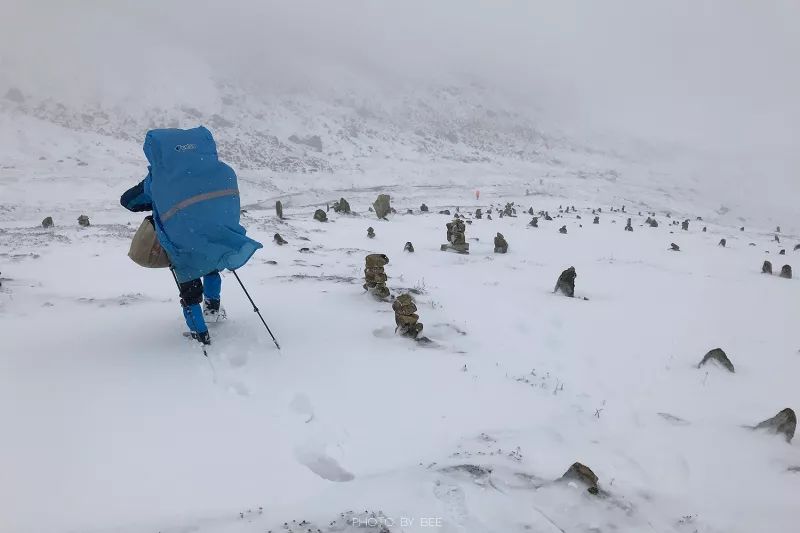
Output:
[[203, 298, 226, 320], [190, 330, 212, 345]]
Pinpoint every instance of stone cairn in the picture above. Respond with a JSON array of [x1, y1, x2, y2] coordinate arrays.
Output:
[[593, 216, 599, 224], [670, 243, 680, 251], [404, 242, 414, 253], [274, 233, 288, 245], [392, 293, 423, 339], [332, 198, 351, 214], [502, 203, 516, 217], [703, 226, 707, 232], [367, 227, 375, 238], [559, 225, 567, 234], [441, 219, 469, 254], [624, 218, 633, 231], [77, 215, 90, 227], [762, 260, 772, 274], [42, 216, 54, 228], [475, 208, 482, 219], [774, 234, 780, 243], [780, 265, 792, 279], [719, 238, 726, 247], [529, 216, 538, 227], [682, 219, 689, 230], [420, 203, 429, 212], [779, 249, 786, 255], [313, 209, 328, 222], [373, 194, 391, 220], [364, 254, 390, 299], [494, 233, 508, 253], [276, 200, 284, 219]]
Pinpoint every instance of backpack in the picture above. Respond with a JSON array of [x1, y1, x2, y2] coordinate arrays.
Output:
[[128, 216, 170, 268]]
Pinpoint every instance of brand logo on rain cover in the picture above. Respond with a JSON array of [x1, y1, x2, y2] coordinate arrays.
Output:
[[175, 143, 197, 152]]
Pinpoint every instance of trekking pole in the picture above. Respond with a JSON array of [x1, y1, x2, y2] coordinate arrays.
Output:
[[231, 269, 281, 350], [170, 266, 209, 357]]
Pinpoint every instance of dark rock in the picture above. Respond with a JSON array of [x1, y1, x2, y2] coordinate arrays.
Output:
[[624, 218, 633, 232], [559, 225, 567, 234], [486, 214, 492, 220], [313, 209, 328, 222], [697, 348, 734, 373], [703, 227, 707, 232], [527, 207, 534, 215], [529, 217, 538, 227], [593, 216, 599, 224], [475, 208, 482, 219], [762, 260, 772, 274], [779, 249, 785, 255], [274, 233, 288, 245], [795, 244, 800, 251], [373, 194, 391, 220], [545, 213, 553, 221], [493, 233, 508, 253], [560, 462, 599, 493], [77, 215, 90, 227], [276, 201, 284, 219], [367, 227, 375, 238], [753, 408, 796, 443], [670, 243, 680, 251], [4, 87, 25, 103], [406, 209, 413, 215], [776, 226, 781, 233], [719, 238, 726, 247], [740, 226, 745, 232], [332, 198, 351, 214], [554, 266, 576, 297], [682, 220, 689, 230], [404, 242, 414, 253], [420, 203, 429, 212], [779, 265, 792, 279], [439, 209, 451, 216], [775, 234, 780, 243], [41, 216, 54, 228], [299, 247, 311, 253]]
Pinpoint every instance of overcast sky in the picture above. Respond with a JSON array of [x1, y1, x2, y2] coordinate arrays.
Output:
[[1, 0, 798, 156]]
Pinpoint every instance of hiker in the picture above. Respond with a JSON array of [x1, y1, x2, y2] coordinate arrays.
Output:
[[121, 126, 262, 344]]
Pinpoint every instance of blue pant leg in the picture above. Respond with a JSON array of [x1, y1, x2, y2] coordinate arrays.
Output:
[[182, 304, 208, 333], [203, 271, 222, 301]]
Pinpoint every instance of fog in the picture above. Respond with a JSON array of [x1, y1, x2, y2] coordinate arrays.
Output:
[[2, 0, 798, 155]]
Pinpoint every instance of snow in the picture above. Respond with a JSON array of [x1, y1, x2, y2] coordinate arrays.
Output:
[[1, 174, 798, 532]]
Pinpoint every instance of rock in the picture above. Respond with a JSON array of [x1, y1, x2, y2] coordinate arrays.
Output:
[[775, 234, 780, 243], [364, 254, 390, 299], [367, 227, 375, 239], [560, 462, 599, 494], [779, 249, 786, 255], [332, 198, 351, 214], [502, 202, 516, 217], [762, 260, 772, 274], [4, 87, 25, 103], [313, 209, 328, 222], [558, 225, 567, 234], [77, 215, 90, 227], [404, 242, 414, 253], [794, 244, 800, 251], [420, 203, 429, 212], [544, 213, 553, 221], [779, 265, 792, 279], [553, 266, 576, 297], [41, 216, 54, 228], [288, 134, 323, 152], [373, 194, 391, 219], [299, 247, 311, 253], [682, 220, 689, 230], [703, 226, 707, 232], [393, 293, 423, 338], [486, 214, 492, 220], [529, 217, 538, 227], [670, 243, 680, 251], [274, 233, 288, 245], [624, 218, 633, 231], [406, 209, 413, 215], [646, 217, 658, 228], [593, 216, 599, 224], [697, 348, 735, 373], [276, 200, 284, 219], [776, 226, 781, 233], [493, 233, 508, 253], [753, 408, 796, 443], [527, 207, 534, 215], [475, 208, 482, 219], [439, 209, 451, 216], [740, 226, 745, 232], [719, 238, 726, 247], [441, 218, 469, 254]]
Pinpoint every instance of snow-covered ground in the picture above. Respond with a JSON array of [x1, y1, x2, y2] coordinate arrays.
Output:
[[1, 172, 798, 532]]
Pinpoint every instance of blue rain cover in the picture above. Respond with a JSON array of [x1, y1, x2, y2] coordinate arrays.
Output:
[[142, 126, 262, 283]]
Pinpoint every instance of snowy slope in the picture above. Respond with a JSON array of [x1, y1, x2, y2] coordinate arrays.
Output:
[[1, 180, 798, 533]]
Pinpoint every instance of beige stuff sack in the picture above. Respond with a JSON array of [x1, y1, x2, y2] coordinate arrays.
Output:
[[128, 216, 171, 268]]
